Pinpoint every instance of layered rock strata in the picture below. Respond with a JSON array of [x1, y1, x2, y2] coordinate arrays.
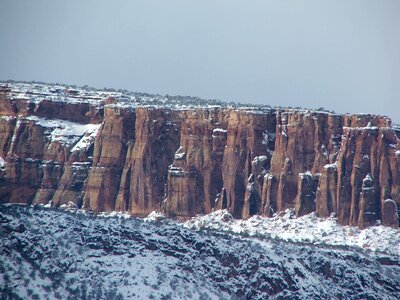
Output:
[[0, 82, 399, 228]]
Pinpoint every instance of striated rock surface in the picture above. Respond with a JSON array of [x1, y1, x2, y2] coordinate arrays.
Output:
[[165, 109, 227, 217], [0, 81, 399, 227], [382, 199, 399, 228], [295, 171, 319, 217], [83, 106, 135, 212], [115, 108, 181, 216], [221, 110, 276, 219]]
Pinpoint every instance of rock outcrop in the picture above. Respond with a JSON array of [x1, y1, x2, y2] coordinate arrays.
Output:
[[0, 82, 399, 227]]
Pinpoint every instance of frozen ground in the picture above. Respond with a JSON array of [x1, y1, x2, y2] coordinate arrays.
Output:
[[1, 205, 400, 299]]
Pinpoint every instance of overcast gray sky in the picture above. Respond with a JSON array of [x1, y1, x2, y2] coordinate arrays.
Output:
[[1, 0, 399, 122]]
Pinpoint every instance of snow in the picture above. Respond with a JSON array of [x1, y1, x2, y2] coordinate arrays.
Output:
[[0, 156, 5, 170], [0, 206, 230, 299], [363, 174, 373, 183], [70, 124, 101, 152], [168, 165, 185, 177], [324, 161, 337, 169], [212, 128, 227, 133], [144, 210, 166, 222], [262, 131, 270, 144], [174, 147, 186, 160], [321, 144, 328, 157], [183, 209, 400, 256], [24, 116, 101, 147], [212, 128, 227, 139], [343, 126, 380, 131], [97, 211, 131, 219], [0, 115, 15, 121], [252, 155, 268, 164], [1, 204, 400, 299], [2, 82, 398, 135], [299, 170, 313, 178], [9, 119, 21, 150]]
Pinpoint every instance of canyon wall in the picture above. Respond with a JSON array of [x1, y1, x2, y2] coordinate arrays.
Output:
[[0, 83, 399, 227]]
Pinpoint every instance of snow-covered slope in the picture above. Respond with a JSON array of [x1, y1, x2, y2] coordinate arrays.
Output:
[[1, 205, 400, 299], [182, 209, 400, 256]]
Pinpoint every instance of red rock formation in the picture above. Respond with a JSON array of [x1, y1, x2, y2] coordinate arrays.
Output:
[[295, 172, 319, 216], [382, 199, 399, 228], [0, 84, 399, 228], [358, 174, 378, 228], [165, 109, 228, 217], [0, 88, 101, 207], [34, 100, 103, 124], [334, 126, 399, 226], [83, 106, 135, 212], [265, 111, 343, 214], [315, 163, 338, 218], [115, 108, 181, 216], [221, 110, 276, 218]]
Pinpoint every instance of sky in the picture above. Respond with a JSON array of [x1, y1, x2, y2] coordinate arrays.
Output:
[[0, 0, 399, 122]]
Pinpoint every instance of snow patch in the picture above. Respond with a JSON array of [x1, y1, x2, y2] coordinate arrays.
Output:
[[24, 116, 101, 147], [173, 147, 186, 160], [97, 211, 131, 219], [363, 174, 373, 183], [168, 165, 184, 177], [70, 124, 101, 152], [212, 128, 227, 133], [0, 156, 5, 170], [324, 161, 337, 170], [144, 211, 166, 222], [252, 155, 268, 164], [262, 131, 273, 144]]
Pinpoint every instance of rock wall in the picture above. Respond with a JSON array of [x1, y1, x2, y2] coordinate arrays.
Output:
[[0, 85, 399, 227]]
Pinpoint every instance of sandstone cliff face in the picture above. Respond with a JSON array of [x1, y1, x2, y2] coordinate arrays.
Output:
[[221, 110, 276, 219], [83, 106, 135, 212], [0, 115, 96, 205], [165, 109, 230, 217], [115, 108, 181, 216], [0, 83, 399, 228]]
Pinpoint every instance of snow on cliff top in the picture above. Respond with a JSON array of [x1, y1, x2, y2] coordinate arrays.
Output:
[[3, 81, 389, 119]]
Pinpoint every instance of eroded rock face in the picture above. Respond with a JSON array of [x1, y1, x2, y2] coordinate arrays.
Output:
[[382, 199, 399, 228], [221, 110, 276, 218], [334, 126, 399, 227], [115, 108, 181, 216], [357, 174, 379, 228], [295, 172, 319, 217], [83, 107, 135, 212], [165, 109, 227, 217], [0, 83, 399, 228]]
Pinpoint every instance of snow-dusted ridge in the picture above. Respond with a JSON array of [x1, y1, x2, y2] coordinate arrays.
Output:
[[2, 80, 393, 120], [1, 204, 400, 299], [147, 209, 400, 256], [44, 204, 400, 256]]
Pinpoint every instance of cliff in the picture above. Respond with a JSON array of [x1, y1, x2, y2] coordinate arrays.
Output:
[[0, 82, 399, 228]]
